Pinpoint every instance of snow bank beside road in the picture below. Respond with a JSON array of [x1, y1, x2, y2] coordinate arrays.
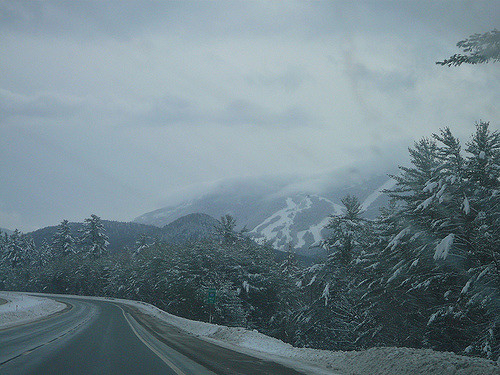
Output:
[[0, 291, 66, 329], [121, 299, 499, 375], [17, 293, 497, 375]]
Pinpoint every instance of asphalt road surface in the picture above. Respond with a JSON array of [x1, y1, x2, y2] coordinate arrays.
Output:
[[0, 295, 306, 375]]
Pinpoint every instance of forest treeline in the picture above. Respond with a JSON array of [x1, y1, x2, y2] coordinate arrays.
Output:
[[1, 122, 498, 361]]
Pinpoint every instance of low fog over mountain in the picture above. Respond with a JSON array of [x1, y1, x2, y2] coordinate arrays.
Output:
[[135, 168, 396, 255]]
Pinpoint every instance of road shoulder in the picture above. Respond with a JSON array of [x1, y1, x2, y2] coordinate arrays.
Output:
[[121, 303, 319, 375]]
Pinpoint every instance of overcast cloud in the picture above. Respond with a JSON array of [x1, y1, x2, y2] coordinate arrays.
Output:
[[1, 1, 498, 231]]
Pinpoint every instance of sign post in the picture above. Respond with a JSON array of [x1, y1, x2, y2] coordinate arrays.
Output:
[[207, 287, 217, 323]]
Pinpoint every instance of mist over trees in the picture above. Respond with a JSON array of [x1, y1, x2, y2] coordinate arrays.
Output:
[[0, 123, 498, 360], [1, 31, 499, 355]]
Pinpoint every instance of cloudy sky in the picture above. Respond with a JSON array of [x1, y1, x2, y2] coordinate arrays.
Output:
[[1, 1, 498, 231]]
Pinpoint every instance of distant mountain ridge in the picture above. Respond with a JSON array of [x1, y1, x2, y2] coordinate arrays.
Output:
[[28, 213, 219, 253], [135, 172, 395, 256], [23, 172, 396, 256], [160, 213, 218, 244], [29, 220, 160, 253], [0, 227, 13, 235]]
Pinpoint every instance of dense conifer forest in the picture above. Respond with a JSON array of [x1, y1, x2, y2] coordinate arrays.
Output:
[[2, 122, 498, 361]]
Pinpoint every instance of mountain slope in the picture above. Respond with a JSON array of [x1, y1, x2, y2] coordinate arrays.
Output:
[[29, 221, 161, 253], [250, 195, 342, 252], [135, 173, 395, 255], [27, 214, 220, 253], [160, 213, 218, 244]]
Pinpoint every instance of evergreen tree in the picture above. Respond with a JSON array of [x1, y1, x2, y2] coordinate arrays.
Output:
[[133, 233, 150, 258], [37, 240, 54, 267], [52, 220, 75, 256], [4, 230, 27, 268], [80, 215, 109, 259], [437, 29, 500, 66], [214, 214, 240, 244], [22, 234, 36, 266], [368, 124, 499, 359], [324, 195, 373, 265], [465, 121, 500, 188], [288, 195, 373, 350], [271, 244, 303, 343], [0, 232, 8, 264], [457, 122, 500, 358], [280, 243, 300, 278]]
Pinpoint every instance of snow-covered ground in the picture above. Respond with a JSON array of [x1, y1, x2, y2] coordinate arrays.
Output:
[[120, 298, 499, 375], [0, 291, 66, 329]]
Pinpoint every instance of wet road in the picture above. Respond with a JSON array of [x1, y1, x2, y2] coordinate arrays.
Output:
[[0, 295, 305, 375]]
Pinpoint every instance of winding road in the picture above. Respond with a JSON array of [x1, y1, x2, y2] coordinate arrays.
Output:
[[0, 295, 306, 375]]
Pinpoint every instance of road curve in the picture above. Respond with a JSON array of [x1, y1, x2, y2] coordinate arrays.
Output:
[[0, 295, 306, 375]]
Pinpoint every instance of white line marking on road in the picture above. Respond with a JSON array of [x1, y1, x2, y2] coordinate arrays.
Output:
[[117, 305, 187, 375]]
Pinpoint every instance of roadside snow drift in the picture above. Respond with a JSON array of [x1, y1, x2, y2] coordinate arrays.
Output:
[[10, 292, 498, 375], [0, 291, 66, 329], [120, 299, 499, 375]]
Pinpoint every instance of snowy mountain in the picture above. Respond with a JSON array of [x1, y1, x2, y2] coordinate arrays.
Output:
[[249, 182, 394, 256], [135, 171, 396, 256], [249, 194, 343, 256]]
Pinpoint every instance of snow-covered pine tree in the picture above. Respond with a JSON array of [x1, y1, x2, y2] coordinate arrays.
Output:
[[290, 195, 373, 350], [280, 243, 300, 278], [465, 121, 499, 188], [0, 232, 11, 289], [133, 233, 150, 258], [353, 198, 422, 348], [214, 214, 246, 244], [22, 234, 36, 266], [270, 243, 303, 343], [354, 135, 467, 350], [416, 123, 499, 359], [388, 138, 441, 221], [80, 215, 109, 259], [37, 240, 54, 267], [378, 133, 466, 351], [456, 122, 500, 359], [0, 232, 8, 264], [4, 230, 27, 268], [375, 124, 499, 359], [215, 214, 235, 243], [52, 220, 75, 256], [324, 195, 374, 265]]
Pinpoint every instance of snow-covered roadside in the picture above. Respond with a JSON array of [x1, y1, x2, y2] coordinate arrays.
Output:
[[0, 291, 66, 330], [119, 299, 499, 375], [16, 292, 499, 375]]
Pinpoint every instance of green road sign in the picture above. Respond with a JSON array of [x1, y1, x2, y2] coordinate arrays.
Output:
[[207, 288, 217, 304]]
